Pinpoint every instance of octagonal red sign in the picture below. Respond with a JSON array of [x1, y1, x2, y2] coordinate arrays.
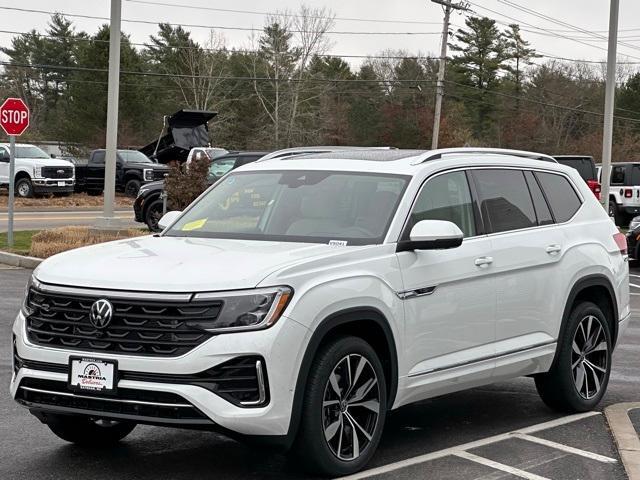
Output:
[[0, 97, 30, 136]]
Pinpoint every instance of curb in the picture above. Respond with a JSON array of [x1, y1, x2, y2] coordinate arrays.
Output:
[[605, 402, 640, 480], [0, 207, 132, 213], [0, 250, 43, 268]]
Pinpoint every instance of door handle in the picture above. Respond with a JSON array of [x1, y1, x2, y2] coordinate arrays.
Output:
[[545, 244, 562, 255], [474, 256, 493, 267]]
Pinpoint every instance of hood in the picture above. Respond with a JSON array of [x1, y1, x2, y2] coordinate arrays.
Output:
[[35, 235, 354, 292], [128, 162, 169, 170], [17, 158, 74, 168]]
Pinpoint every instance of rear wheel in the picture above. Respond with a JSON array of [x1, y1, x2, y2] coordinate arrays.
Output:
[[293, 336, 387, 476], [15, 177, 33, 198], [609, 200, 624, 226], [535, 301, 612, 412], [144, 198, 164, 232], [45, 415, 136, 445]]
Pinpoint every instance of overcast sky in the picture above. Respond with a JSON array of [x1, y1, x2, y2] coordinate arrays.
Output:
[[1, 0, 639, 66]]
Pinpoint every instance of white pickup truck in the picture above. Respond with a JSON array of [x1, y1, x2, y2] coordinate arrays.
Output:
[[0, 143, 75, 197], [598, 162, 640, 225]]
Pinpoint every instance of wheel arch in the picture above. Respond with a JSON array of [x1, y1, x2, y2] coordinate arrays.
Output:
[[556, 274, 619, 366], [14, 170, 31, 181], [286, 307, 398, 447]]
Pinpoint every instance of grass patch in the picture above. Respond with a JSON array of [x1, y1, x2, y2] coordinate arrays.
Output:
[[29, 227, 146, 258], [0, 230, 37, 255]]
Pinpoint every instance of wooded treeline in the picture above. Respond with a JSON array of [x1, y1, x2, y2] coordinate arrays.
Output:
[[2, 9, 640, 160]]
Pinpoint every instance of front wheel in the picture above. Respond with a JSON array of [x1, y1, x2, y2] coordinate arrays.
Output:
[[144, 198, 164, 232], [45, 415, 136, 445], [535, 301, 612, 412], [609, 201, 625, 226], [15, 177, 34, 198], [124, 178, 141, 197], [293, 336, 387, 476]]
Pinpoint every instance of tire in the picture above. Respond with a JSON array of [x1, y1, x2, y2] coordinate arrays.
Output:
[[124, 178, 141, 197], [609, 200, 624, 226], [15, 177, 34, 198], [144, 198, 164, 232], [535, 301, 612, 412], [293, 336, 387, 476], [45, 415, 136, 446]]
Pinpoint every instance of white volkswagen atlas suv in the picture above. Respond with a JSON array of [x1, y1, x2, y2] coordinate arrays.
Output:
[[11, 148, 630, 476]]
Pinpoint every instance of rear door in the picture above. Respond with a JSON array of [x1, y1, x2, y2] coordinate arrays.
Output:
[[470, 168, 562, 367]]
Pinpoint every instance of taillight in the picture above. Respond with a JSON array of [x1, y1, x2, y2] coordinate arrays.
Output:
[[587, 180, 601, 200], [613, 232, 627, 255], [625, 189, 633, 198]]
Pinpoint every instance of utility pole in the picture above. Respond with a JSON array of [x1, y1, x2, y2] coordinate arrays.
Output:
[[430, 0, 466, 150], [600, 0, 619, 218], [96, 0, 122, 229]]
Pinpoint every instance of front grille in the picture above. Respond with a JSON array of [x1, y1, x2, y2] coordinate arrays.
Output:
[[153, 169, 168, 180], [16, 378, 211, 424], [42, 166, 73, 179], [25, 287, 220, 356]]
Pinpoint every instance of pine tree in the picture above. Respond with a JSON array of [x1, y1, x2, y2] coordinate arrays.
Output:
[[503, 24, 539, 97]]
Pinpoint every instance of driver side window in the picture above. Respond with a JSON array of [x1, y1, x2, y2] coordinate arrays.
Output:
[[405, 171, 476, 238]]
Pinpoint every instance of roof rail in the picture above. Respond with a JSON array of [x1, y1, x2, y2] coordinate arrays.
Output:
[[411, 148, 557, 165]]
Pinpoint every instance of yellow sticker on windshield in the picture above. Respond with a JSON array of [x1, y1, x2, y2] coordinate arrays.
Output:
[[181, 218, 207, 231]]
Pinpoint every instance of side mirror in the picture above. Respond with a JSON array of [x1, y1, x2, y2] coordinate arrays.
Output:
[[397, 220, 464, 252], [50, 153, 56, 158], [157, 210, 182, 230]]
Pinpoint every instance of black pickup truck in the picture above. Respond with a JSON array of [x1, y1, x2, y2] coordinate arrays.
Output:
[[75, 149, 169, 197]]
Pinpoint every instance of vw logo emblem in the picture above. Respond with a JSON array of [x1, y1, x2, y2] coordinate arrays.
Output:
[[89, 299, 113, 329]]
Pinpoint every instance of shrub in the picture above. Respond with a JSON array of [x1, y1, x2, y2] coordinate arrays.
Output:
[[30, 227, 145, 258], [164, 158, 210, 211]]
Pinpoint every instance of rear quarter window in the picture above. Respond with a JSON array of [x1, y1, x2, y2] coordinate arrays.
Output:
[[535, 172, 582, 223]]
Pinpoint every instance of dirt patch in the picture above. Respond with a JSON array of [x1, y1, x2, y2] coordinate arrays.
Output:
[[30, 226, 146, 258], [0, 191, 134, 208]]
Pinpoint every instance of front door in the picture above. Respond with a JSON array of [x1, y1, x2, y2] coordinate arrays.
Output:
[[0, 146, 9, 185], [396, 170, 496, 405]]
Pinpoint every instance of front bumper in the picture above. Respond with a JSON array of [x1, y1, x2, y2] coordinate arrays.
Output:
[[32, 178, 75, 194], [622, 206, 640, 216], [11, 311, 309, 437], [626, 230, 640, 259]]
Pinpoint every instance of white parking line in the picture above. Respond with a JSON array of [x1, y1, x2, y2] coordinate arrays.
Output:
[[629, 274, 640, 279], [453, 451, 551, 480], [338, 412, 601, 479], [629, 283, 640, 289], [513, 433, 617, 463]]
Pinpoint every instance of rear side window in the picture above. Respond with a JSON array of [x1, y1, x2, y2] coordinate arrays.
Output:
[[555, 158, 596, 182], [91, 151, 105, 164], [472, 169, 536, 233], [535, 172, 582, 223], [611, 166, 625, 184], [524, 171, 553, 226]]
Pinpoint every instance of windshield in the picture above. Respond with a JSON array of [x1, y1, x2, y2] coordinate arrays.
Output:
[[205, 148, 228, 160], [15, 146, 50, 159], [119, 150, 153, 163], [166, 170, 409, 245]]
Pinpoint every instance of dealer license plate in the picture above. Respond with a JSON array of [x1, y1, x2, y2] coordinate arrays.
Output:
[[57, 181, 65, 187], [68, 357, 117, 393]]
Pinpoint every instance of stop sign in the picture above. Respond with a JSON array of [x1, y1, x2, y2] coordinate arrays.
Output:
[[0, 98, 30, 136]]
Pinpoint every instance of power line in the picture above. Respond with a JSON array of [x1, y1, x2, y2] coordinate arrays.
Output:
[[0, 60, 440, 84], [0, 29, 439, 61], [123, 0, 442, 26], [0, 6, 443, 35]]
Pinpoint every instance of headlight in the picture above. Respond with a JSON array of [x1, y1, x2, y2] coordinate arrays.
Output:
[[20, 275, 35, 317], [630, 216, 640, 230], [33, 166, 42, 178], [143, 169, 154, 181], [191, 286, 293, 332]]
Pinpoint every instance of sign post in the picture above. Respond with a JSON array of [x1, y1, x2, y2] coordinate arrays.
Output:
[[0, 98, 30, 248]]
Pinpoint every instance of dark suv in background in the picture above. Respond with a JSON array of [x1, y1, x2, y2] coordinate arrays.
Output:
[[553, 155, 601, 199], [134, 151, 268, 231]]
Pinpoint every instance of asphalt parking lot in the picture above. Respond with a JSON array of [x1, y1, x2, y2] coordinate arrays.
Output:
[[1, 264, 638, 480]]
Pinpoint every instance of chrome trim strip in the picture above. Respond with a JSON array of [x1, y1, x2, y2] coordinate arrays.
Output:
[[396, 285, 437, 300], [19, 386, 194, 408], [240, 360, 267, 406], [407, 341, 556, 378], [33, 280, 192, 302]]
